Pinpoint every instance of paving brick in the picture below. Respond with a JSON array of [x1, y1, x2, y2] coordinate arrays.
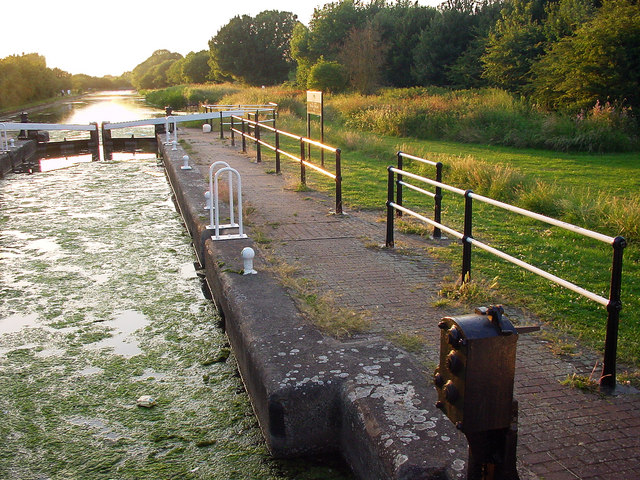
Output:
[[182, 131, 640, 480]]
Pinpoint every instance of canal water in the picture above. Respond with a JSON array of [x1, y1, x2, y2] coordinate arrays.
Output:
[[0, 92, 351, 479]]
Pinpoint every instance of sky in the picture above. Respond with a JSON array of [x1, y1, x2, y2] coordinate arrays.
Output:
[[1, 0, 441, 78]]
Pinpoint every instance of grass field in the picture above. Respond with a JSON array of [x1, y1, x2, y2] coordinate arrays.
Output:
[[148, 83, 638, 372], [231, 109, 640, 373]]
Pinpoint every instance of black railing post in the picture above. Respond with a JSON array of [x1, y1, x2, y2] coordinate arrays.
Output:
[[230, 116, 235, 146], [241, 119, 246, 153], [386, 166, 395, 248], [219, 111, 224, 139], [434, 161, 443, 239], [396, 152, 403, 218], [256, 119, 262, 163], [461, 190, 473, 283], [300, 138, 306, 185], [335, 148, 342, 215], [600, 236, 626, 392], [275, 130, 281, 174]]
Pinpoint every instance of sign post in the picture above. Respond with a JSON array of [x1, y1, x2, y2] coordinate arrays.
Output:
[[306, 90, 324, 166]]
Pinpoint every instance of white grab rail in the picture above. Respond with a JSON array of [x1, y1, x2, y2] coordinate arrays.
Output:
[[212, 167, 247, 241], [207, 161, 233, 229]]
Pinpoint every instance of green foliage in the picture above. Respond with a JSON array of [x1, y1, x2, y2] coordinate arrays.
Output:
[[373, 1, 437, 87], [181, 50, 211, 84], [209, 10, 297, 86], [307, 0, 370, 61], [531, 0, 640, 113], [0, 53, 71, 110], [413, 8, 478, 87], [482, 0, 547, 93], [131, 50, 183, 90], [143, 84, 241, 109], [307, 59, 348, 93]]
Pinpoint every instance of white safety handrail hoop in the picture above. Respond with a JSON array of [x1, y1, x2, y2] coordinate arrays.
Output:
[[212, 167, 247, 240], [208, 161, 233, 229]]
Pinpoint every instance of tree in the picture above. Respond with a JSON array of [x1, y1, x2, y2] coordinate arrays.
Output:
[[338, 22, 387, 93], [166, 58, 186, 85], [531, 0, 640, 111], [290, 22, 314, 86], [182, 50, 210, 84], [373, 1, 437, 87], [481, 0, 547, 93], [307, 0, 372, 61], [307, 58, 348, 93], [413, 8, 478, 86], [131, 50, 182, 90], [209, 10, 297, 85]]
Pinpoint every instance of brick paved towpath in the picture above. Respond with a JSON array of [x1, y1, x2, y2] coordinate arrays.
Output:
[[180, 128, 640, 480]]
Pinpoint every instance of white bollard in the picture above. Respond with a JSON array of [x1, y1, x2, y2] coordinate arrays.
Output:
[[181, 154, 192, 170], [9, 138, 15, 148], [203, 123, 212, 133], [172, 140, 178, 151], [204, 190, 211, 210], [241, 247, 257, 275]]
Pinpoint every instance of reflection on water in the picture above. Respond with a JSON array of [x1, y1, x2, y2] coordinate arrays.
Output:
[[86, 309, 150, 358]]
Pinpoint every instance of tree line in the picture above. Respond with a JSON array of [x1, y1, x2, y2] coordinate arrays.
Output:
[[0, 53, 132, 112]]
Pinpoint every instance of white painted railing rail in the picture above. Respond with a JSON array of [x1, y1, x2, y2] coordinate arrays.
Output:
[[1, 122, 98, 132]]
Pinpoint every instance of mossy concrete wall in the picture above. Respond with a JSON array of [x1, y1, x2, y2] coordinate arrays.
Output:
[[159, 139, 467, 480]]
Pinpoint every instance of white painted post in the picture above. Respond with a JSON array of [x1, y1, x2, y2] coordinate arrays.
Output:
[[242, 247, 257, 275], [181, 154, 192, 170]]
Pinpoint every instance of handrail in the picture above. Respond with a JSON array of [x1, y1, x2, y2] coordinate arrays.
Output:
[[229, 114, 343, 214], [212, 167, 247, 241], [385, 164, 626, 391], [394, 153, 444, 238], [1, 122, 98, 131]]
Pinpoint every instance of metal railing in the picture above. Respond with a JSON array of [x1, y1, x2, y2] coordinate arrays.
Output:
[[394, 152, 443, 239], [201, 104, 277, 139], [385, 165, 626, 391], [229, 115, 343, 215]]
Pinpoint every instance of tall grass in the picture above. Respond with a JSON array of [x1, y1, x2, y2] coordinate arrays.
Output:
[[331, 88, 639, 153]]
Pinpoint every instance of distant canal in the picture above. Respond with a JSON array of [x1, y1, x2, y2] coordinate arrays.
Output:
[[0, 91, 351, 479]]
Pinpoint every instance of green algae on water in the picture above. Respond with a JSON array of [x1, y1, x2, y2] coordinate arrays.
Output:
[[0, 159, 353, 480]]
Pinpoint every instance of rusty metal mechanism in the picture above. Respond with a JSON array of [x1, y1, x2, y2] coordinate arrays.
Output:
[[434, 305, 539, 480]]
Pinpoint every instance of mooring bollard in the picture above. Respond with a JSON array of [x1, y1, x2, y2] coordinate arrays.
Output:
[[172, 140, 178, 151], [242, 247, 257, 275], [181, 154, 192, 170], [204, 191, 211, 210]]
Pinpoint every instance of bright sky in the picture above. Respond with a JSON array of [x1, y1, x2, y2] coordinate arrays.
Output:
[[1, 0, 441, 77]]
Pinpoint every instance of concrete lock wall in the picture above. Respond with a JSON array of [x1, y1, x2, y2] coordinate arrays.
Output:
[[0, 140, 37, 178], [158, 138, 467, 480]]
